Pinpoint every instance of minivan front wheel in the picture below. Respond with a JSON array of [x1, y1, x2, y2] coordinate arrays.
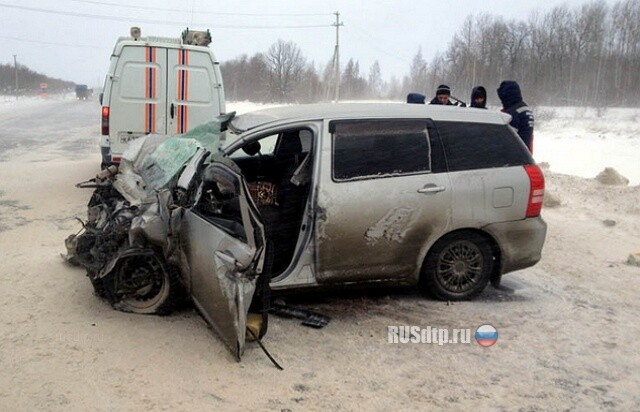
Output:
[[104, 254, 181, 315], [422, 232, 493, 300]]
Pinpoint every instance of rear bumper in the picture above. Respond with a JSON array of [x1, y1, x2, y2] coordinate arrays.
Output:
[[483, 216, 547, 274]]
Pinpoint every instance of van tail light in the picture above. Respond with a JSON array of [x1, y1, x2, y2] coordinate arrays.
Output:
[[524, 164, 545, 218], [101, 106, 110, 135]]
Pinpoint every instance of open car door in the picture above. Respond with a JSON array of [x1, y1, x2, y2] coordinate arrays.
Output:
[[179, 160, 265, 360]]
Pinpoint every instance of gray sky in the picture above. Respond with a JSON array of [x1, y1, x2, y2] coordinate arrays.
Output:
[[0, 0, 619, 88]]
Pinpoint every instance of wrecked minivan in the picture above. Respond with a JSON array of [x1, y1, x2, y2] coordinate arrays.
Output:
[[66, 103, 547, 360]]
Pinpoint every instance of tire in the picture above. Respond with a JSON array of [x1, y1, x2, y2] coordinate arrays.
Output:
[[104, 254, 182, 315], [421, 232, 494, 301]]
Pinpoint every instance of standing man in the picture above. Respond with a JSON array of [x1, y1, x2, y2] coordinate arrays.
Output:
[[497, 81, 534, 152], [470, 86, 487, 109], [429, 84, 466, 106]]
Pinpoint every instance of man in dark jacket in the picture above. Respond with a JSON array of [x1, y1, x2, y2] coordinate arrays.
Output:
[[470, 86, 487, 109], [428, 84, 467, 106], [497, 81, 534, 152]]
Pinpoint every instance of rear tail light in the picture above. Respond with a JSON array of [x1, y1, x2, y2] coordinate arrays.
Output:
[[524, 164, 545, 217], [101, 106, 109, 135]]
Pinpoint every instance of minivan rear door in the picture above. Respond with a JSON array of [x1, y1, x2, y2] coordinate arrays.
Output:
[[166, 48, 225, 135], [110, 46, 168, 156], [179, 161, 265, 360], [315, 119, 452, 283]]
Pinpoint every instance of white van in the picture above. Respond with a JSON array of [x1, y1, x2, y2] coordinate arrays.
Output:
[[99, 28, 226, 166]]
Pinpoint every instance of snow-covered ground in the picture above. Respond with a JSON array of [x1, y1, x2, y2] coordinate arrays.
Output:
[[1, 98, 639, 410], [535, 106, 640, 185]]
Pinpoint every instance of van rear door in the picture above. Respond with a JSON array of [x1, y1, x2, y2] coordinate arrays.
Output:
[[110, 46, 167, 158], [166, 48, 225, 135]]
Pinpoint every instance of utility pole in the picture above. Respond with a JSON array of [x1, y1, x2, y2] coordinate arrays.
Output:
[[332, 11, 343, 102], [13, 54, 19, 101]]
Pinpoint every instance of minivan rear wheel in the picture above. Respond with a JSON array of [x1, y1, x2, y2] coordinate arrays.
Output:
[[422, 232, 493, 300]]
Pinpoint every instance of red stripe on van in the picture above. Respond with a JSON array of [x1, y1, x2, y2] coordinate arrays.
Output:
[[145, 47, 157, 134], [184, 52, 188, 131], [144, 48, 150, 132], [175, 50, 189, 133]]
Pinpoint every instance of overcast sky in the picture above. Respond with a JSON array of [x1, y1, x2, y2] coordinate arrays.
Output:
[[0, 0, 620, 88]]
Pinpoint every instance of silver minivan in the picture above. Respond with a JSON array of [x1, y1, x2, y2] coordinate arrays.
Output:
[[68, 103, 546, 360]]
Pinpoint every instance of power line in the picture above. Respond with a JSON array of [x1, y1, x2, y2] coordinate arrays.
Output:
[[0, 3, 333, 28], [348, 23, 412, 64], [68, 0, 332, 17], [0, 35, 102, 49]]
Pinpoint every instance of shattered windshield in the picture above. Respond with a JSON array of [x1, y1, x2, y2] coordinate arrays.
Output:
[[116, 119, 226, 203]]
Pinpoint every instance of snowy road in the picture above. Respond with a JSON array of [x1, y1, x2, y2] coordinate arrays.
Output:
[[0, 98, 639, 410], [0, 97, 99, 161]]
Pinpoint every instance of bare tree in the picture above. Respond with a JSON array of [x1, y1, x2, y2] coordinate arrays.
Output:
[[264, 39, 306, 102], [409, 48, 428, 93], [221, 0, 640, 106], [368, 61, 383, 98]]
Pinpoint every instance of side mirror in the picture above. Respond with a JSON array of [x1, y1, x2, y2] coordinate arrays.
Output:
[[99, 93, 103, 105]]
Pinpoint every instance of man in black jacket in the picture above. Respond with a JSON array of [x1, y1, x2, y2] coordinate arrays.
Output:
[[429, 84, 466, 106], [497, 81, 534, 152], [470, 86, 487, 109]]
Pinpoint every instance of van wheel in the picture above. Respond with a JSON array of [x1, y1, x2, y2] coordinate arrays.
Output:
[[421, 232, 493, 301]]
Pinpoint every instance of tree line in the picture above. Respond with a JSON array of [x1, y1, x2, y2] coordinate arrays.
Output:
[[0, 63, 75, 95], [222, 0, 640, 106]]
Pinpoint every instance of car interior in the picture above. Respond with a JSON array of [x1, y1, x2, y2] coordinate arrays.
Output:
[[228, 128, 314, 277]]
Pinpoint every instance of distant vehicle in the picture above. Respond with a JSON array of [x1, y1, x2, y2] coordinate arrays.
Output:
[[75, 84, 89, 100], [99, 26, 226, 168], [67, 103, 547, 361]]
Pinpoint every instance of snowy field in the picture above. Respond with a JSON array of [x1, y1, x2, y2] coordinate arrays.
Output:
[[535, 106, 640, 185]]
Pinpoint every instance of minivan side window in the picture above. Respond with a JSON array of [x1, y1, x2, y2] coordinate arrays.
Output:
[[331, 120, 431, 181], [434, 121, 533, 172]]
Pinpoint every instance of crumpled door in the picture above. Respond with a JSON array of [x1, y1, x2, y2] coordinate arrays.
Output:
[[180, 161, 265, 360]]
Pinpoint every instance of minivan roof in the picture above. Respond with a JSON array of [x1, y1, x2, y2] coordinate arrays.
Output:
[[230, 102, 512, 133]]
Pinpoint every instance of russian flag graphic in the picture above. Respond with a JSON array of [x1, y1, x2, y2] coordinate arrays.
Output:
[[475, 324, 498, 347]]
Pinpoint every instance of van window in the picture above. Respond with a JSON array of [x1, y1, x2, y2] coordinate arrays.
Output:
[[331, 120, 431, 181], [434, 122, 533, 172], [120, 62, 159, 101]]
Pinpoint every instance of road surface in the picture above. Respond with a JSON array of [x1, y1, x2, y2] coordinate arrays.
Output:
[[0, 97, 638, 411]]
